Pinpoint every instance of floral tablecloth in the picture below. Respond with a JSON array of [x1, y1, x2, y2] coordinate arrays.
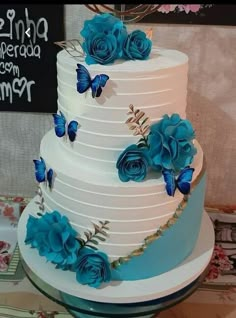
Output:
[[1, 196, 236, 318]]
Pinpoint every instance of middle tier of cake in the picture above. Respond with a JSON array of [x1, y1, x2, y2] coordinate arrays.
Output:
[[56, 47, 188, 172]]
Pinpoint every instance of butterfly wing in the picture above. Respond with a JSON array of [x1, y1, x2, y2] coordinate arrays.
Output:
[[33, 157, 46, 183], [91, 74, 109, 98], [176, 167, 195, 195], [99, 74, 110, 87], [68, 120, 79, 142], [47, 168, 54, 189], [53, 111, 66, 137], [76, 63, 91, 94], [162, 169, 176, 197]]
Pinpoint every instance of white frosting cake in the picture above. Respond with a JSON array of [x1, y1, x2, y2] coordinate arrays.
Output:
[[37, 47, 204, 261], [19, 13, 207, 293]]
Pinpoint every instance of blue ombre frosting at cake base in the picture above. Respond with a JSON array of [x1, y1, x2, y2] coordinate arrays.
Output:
[[112, 173, 206, 281]]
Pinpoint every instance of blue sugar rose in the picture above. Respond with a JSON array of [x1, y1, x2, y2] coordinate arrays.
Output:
[[74, 247, 111, 288], [116, 144, 152, 182], [148, 114, 197, 172], [25, 211, 80, 270], [123, 30, 152, 60], [83, 33, 120, 65], [80, 13, 127, 65]]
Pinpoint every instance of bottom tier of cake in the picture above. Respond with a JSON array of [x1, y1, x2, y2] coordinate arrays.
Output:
[[34, 129, 206, 282], [18, 207, 214, 303]]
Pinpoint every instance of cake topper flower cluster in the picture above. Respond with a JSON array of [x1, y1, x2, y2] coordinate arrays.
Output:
[[56, 13, 152, 65]]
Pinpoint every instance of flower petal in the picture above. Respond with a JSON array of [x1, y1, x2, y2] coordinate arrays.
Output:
[[48, 230, 63, 252]]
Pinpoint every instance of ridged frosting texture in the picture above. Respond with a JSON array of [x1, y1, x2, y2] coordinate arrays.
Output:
[[39, 131, 203, 261], [36, 46, 204, 266], [56, 47, 188, 172]]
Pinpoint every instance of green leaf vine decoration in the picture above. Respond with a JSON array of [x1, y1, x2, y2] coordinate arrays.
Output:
[[77, 220, 110, 250], [35, 186, 45, 212], [125, 104, 150, 148]]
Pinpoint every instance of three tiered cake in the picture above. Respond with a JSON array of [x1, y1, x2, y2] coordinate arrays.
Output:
[[20, 13, 206, 290]]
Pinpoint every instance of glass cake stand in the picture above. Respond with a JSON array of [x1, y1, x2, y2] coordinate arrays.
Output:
[[21, 257, 209, 318]]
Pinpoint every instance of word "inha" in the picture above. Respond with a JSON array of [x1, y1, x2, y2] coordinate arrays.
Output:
[[0, 8, 48, 44]]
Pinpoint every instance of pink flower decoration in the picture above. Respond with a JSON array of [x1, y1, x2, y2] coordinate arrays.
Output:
[[0, 258, 8, 272], [207, 264, 219, 280], [3, 205, 14, 217], [2, 205, 17, 223], [206, 244, 234, 281], [3, 254, 11, 264], [0, 241, 11, 272], [0, 253, 11, 272], [178, 5, 201, 14], [0, 241, 10, 253], [157, 5, 178, 14], [13, 197, 24, 203]]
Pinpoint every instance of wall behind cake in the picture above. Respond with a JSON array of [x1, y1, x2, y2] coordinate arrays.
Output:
[[0, 5, 235, 207]]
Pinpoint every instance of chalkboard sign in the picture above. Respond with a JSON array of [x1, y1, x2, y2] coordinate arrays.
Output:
[[0, 5, 64, 113]]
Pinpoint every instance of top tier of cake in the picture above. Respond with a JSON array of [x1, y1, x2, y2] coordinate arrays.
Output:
[[56, 47, 188, 172]]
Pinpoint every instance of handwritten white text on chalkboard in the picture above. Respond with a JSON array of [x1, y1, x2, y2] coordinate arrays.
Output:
[[0, 78, 35, 103], [0, 8, 48, 44], [0, 62, 19, 77], [0, 7, 49, 104], [0, 41, 41, 59]]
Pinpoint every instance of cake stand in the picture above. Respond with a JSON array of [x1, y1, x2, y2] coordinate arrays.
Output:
[[18, 200, 215, 318]]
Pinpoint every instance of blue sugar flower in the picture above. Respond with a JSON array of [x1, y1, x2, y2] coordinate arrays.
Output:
[[25, 211, 80, 270], [80, 13, 127, 65], [73, 247, 111, 288], [148, 114, 197, 172], [116, 144, 152, 182], [123, 30, 152, 60]]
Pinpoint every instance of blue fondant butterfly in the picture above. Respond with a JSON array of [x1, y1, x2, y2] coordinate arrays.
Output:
[[33, 157, 54, 189], [162, 166, 195, 197], [53, 111, 79, 142], [76, 63, 109, 98]]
